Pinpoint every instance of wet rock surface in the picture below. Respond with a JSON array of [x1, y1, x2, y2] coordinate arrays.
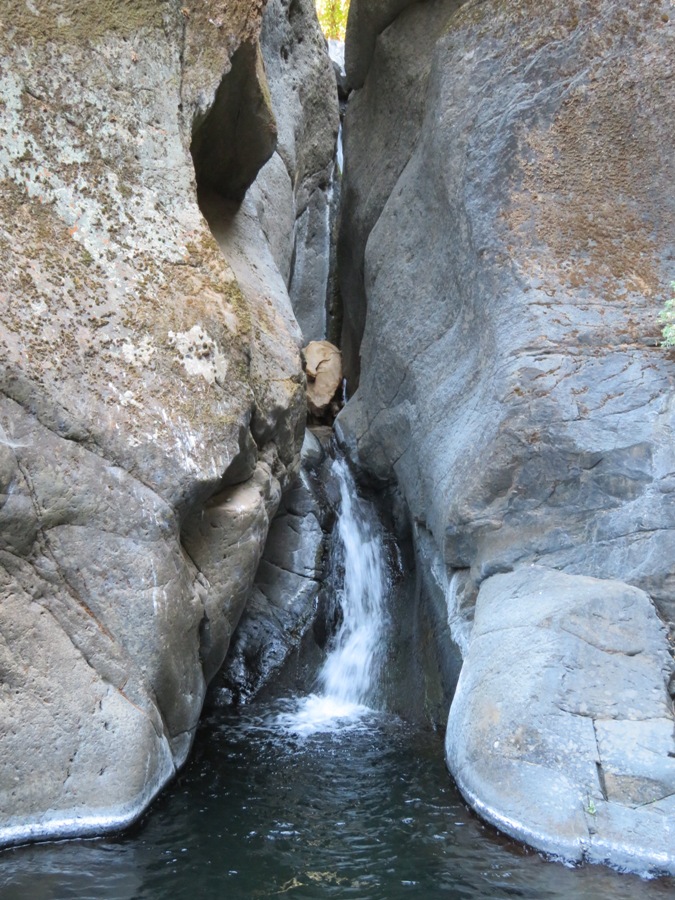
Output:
[[446, 567, 675, 874], [210, 429, 336, 708], [0, 0, 336, 846]]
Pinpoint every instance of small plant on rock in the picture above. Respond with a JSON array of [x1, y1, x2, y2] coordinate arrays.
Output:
[[658, 282, 675, 348]]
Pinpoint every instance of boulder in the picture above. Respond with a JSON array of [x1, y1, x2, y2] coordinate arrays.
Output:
[[0, 0, 335, 845], [300, 427, 326, 469], [446, 567, 675, 874], [304, 340, 343, 418]]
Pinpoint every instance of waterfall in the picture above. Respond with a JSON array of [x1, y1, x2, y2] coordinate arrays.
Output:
[[336, 123, 344, 175], [275, 455, 391, 734], [318, 456, 389, 706]]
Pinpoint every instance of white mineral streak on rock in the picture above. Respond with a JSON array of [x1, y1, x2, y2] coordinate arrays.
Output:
[[438, 566, 471, 658], [0, 422, 28, 450]]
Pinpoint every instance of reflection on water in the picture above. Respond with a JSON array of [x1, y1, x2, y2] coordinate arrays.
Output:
[[1, 703, 673, 900]]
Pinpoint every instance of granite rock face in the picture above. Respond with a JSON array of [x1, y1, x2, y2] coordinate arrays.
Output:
[[446, 568, 675, 874], [253, 0, 340, 342], [210, 430, 332, 707], [337, 0, 675, 871], [0, 0, 335, 845], [338, 0, 675, 623], [344, 0, 421, 91], [337, 0, 466, 385]]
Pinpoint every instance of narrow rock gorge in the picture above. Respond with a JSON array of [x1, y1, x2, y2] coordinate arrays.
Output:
[[1, 0, 674, 885]]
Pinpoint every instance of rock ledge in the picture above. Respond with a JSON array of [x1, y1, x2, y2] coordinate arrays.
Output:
[[446, 567, 675, 875]]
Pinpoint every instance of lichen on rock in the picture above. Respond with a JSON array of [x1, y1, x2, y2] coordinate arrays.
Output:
[[0, 0, 337, 847]]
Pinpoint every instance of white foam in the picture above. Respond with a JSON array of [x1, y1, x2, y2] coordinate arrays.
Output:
[[272, 694, 371, 737], [318, 457, 390, 707], [268, 457, 391, 738]]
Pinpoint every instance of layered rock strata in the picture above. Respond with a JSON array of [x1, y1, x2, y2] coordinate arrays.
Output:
[[0, 0, 336, 845]]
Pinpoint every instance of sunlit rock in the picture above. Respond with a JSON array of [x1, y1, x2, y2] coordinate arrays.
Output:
[[304, 340, 343, 419]]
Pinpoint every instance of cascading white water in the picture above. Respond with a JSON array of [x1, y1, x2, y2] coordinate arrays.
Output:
[[318, 456, 389, 706], [274, 455, 391, 734], [336, 123, 344, 175]]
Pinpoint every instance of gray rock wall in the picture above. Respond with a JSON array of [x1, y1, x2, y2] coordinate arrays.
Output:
[[210, 430, 332, 708], [0, 0, 336, 846], [338, 0, 466, 385], [338, 0, 675, 625], [253, 0, 340, 342], [447, 568, 675, 874], [338, 0, 675, 872]]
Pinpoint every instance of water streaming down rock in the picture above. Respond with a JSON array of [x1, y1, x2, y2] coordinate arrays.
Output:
[[275, 454, 391, 733], [319, 456, 390, 705]]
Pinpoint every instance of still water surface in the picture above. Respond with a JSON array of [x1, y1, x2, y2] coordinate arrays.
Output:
[[1, 701, 673, 900]]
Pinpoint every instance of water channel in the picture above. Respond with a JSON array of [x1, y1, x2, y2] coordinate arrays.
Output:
[[1, 460, 673, 899]]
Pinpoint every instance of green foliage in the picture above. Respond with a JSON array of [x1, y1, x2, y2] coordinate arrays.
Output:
[[659, 282, 675, 348], [316, 0, 350, 41]]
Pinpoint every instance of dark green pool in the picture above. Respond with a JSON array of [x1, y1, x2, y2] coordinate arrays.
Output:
[[1, 693, 673, 900]]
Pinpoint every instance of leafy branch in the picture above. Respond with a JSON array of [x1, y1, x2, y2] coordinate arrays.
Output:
[[316, 0, 350, 41]]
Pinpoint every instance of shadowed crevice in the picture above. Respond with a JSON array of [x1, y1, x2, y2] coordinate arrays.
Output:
[[190, 41, 277, 203]]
